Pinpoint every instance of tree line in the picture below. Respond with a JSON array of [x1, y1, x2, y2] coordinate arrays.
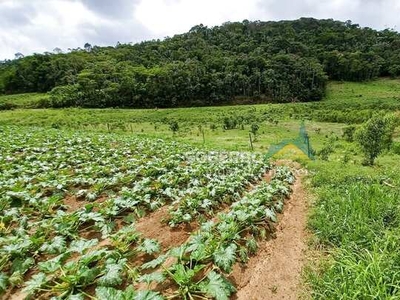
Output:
[[1, 18, 399, 108]]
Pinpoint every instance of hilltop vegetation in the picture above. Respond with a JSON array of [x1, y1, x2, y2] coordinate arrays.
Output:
[[1, 18, 400, 108]]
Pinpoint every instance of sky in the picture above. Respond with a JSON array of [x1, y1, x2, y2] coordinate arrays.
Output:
[[1, 0, 400, 60]]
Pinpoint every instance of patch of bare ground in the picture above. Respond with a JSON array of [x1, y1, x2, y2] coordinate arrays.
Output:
[[135, 206, 197, 252], [64, 194, 108, 213], [231, 174, 309, 300], [6, 290, 25, 300]]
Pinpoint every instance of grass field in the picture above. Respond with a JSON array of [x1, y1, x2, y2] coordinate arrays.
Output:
[[1, 78, 400, 299], [0, 93, 49, 109], [1, 79, 399, 152]]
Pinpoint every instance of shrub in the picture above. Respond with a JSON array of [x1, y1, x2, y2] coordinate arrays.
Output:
[[222, 116, 237, 130], [0, 102, 16, 110], [355, 114, 396, 165], [342, 125, 357, 142], [317, 135, 337, 161], [391, 142, 400, 155], [49, 84, 80, 107], [250, 123, 260, 136], [169, 120, 179, 134]]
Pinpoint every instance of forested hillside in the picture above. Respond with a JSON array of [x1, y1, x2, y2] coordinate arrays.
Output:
[[1, 18, 399, 108]]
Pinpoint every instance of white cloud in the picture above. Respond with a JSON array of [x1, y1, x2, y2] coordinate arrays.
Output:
[[0, 0, 150, 59], [1, 0, 400, 60], [256, 0, 400, 30], [134, 0, 260, 36], [0, 0, 104, 58]]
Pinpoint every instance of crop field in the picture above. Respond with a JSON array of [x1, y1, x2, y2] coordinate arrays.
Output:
[[0, 126, 295, 299], [1, 79, 400, 299]]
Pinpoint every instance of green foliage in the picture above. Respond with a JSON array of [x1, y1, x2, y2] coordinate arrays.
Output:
[[3, 18, 400, 108], [355, 114, 396, 165], [250, 123, 260, 136], [95, 286, 160, 300], [0, 93, 50, 109], [69, 239, 99, 254], [342, 125, 356, 142], [309, 241, 400, 299], [213, 244, 237, 273], [23, 18, 400, 107], [22, 273, 48, 295], [140, 255, 168, 270], [317, 135, 337, 161], [168, 120, 179, 134], [0, 126, 289, 297], [137, 273, 165, 285], [0, 273, 9, 293], [49, 85, 80, 107], [137, 239, 161, 255], [199, 271, 236, 300], [134, 290, 164, 300], [98, 259, 126, 287], [39, 236, 67, 254], [308, 159, 400, 299], [310, 183, 400, 248], [222, 116, 238, 130], [391, 142, 400, 155]]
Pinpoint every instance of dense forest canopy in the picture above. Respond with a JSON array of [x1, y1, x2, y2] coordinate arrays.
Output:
[[1, 18, 399, 108]]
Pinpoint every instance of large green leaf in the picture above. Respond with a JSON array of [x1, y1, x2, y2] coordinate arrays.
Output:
[[138, 239, 161, 255], [95, 286, 123, 300], [213, 243, 237, 273], [140, 254, 168, 270], [199, 271, 236, 300], [39, 236, 67, 254], [98, 262, 124, 286], [137, 272, 165, 285], [38, 253, 69, 273], [11, 257, 35, 274], [134, 290, 164, 300], [66, 294, 85, 300], [22, 273, 48, 295], [0, 273, 9, 293], [69, 238, 98, 254]]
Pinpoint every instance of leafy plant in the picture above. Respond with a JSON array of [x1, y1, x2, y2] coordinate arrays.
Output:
[[169, 120, 179, 135], [355, 114, 396, 165], [342, 125, 356, 142]]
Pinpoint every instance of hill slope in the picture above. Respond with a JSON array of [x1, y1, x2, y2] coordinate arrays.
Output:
[[1, 18, 400, 108]]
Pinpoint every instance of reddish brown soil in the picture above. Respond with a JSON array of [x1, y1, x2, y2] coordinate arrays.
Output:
[[7, 289, 26, 300], [135, 206, 196, 251], [232, 175, 309, 300], [64, 194, 108, 213]]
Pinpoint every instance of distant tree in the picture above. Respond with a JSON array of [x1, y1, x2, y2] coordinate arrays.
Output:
[[14, 52, 24, 59], [53, 47, 63, 54], [342, 125, 356, 142], [250, 123, 259, 136], [355, 114, 396, 165], [169, 120, 179, 135], [84, 43, 92, 52]]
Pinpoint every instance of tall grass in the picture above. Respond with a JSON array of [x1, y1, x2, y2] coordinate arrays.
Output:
[[307, 162, 400, 299]]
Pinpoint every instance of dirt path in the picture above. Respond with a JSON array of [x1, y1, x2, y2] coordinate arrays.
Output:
[[232, 175, 309, 300]]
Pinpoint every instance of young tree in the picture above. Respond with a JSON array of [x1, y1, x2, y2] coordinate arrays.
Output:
[[250, 123, 260, 136], [84, 43, 92, 52], [355, 114, 396, 165], [169, 120, 179, 135]]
